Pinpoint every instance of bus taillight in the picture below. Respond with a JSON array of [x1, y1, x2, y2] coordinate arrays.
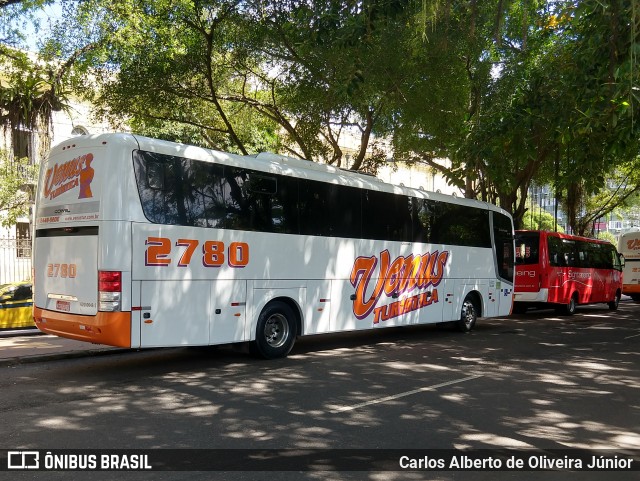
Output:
[[99, 271, 122, 312]]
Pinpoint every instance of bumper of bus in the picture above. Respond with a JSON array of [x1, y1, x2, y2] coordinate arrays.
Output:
[[33, 307, 131, 348], [514, 289, 549, 303], [622, 284, 640, 295]]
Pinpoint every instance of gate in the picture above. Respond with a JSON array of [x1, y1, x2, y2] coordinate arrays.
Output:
[[0, 236, 32, 284]]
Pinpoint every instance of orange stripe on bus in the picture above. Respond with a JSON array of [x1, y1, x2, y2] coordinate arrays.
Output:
[[33, 307, 131, 348], [623, 285, 640, 294]]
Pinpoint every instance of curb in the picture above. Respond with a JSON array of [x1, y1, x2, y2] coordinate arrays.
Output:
[[0, 328, 44, 338], [0, 347, 131, 367]]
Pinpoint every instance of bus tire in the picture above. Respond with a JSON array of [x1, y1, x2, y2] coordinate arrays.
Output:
[[559, 294, 577, 316], [608, 291, 621, 311], [250, 301, 297, 359], [631, 294, 640, 303], [456, 295, 478, 332]]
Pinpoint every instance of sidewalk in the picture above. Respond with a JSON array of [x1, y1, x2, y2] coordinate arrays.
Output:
[[0, 329, 127, 366]]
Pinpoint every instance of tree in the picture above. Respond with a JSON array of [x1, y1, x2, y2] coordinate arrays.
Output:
[[45, 0, 457, 171], [0, 149, 37, 227], [393, 1, 640, 232], [555, 0, 640, 234], [563, 159, 640, 236], [389, 1, 566, 222], [596, 230, 616, 245], [8, 0, 638, 234], [1, 0, 55, 55], [252, 0, 420, 170], [522, 205, 564, 232], [0, 4, 83, 230], [0, 42, 77, 168]]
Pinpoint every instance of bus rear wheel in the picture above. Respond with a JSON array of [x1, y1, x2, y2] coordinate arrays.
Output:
[[456, 296, 478, 332], [250, 301, 297, 359], [608, 291, 620, 311]]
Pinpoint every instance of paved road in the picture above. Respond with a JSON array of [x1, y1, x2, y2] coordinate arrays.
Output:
[[0, 301, 639, 480]]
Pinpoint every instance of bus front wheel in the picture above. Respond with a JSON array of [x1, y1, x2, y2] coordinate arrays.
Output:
[[251, 301, 298, 359], [456, 296, 478, 332], [558, 294, 577, 316]]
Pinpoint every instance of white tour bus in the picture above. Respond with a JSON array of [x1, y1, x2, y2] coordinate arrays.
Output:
[[618, 230, 640, 302], [33, 133, 514, 358]]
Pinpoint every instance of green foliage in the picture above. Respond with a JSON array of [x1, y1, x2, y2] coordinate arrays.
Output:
[[0, 150, 37, 227], [574, 159, 640, 236], [521, 207, 563, 233], [38, 0, 459, 169], [1, 1, 46, 48], [438, 0, 640, 232], [597, 230, 616, 246], [1, 24, 74, 158], [2, 0, 638, 237]]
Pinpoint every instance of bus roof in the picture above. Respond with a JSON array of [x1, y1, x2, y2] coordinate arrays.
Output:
[[516, 229, 612, 245], [52, 132, 509, 216]]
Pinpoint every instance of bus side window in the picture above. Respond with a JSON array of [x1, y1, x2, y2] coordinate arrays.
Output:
[[327, 184, 361, 238], [147, 162, 165, 190], [362, 190, 411, 242], [563, 240, 577, 267], [548, 237, 562, 267], [298, 179, 331, 237], [247, 174, 277, 232], [414, 198, 435, 243]]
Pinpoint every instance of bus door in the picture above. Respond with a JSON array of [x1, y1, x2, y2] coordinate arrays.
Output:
[[492, 212, 515, 315]]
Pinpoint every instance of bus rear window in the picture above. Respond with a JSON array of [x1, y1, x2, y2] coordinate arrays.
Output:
[[515, 233, 539, 265]]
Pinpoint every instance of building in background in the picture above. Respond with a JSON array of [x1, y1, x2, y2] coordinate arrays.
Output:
[[335, 126, 459, 197]]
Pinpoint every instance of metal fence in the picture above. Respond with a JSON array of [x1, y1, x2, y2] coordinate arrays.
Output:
[[0, 236, 32, 284]]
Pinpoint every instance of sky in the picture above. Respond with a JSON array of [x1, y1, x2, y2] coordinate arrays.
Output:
[[3, 0, 64, 53]]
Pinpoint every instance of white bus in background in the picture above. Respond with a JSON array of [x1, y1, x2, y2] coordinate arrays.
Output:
[[33, 133, 515, 359], [618, 230, 640, 302]]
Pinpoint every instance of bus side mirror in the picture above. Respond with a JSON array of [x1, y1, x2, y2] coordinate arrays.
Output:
[[619, 254, 625, 268]]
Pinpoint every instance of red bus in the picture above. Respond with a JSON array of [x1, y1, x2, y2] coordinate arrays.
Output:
[[514, 230, 623, 314]]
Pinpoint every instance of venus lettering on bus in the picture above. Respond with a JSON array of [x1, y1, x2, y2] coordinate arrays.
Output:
[[373, 289, 439, 324], [43, 153, 95, 200], [350, 249, 449, 319], [626, 239, 640, 251]]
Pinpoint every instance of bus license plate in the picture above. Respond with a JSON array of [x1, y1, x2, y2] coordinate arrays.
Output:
[[56, 300, 70, 312]]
